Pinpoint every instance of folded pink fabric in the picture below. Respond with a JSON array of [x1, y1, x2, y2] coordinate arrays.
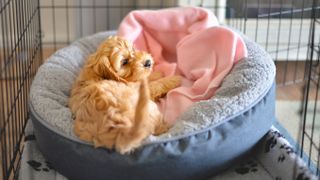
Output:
[[118, 7, 247, 124]]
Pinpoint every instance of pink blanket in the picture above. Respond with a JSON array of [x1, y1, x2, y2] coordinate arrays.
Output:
[[118, 7, 247, 124]]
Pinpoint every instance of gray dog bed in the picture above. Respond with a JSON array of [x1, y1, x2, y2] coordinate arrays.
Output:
[[29, 30, 276, 180]]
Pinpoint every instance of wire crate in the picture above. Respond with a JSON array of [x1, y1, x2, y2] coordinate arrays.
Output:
[[0, 0, 319, 179], [0, 0, 42, 179]]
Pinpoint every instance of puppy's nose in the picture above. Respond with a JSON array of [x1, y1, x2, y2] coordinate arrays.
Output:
[[144, 60, 152, 68]]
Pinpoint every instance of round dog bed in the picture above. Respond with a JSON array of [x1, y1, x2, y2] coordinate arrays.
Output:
[[29, 30, 276, 180]]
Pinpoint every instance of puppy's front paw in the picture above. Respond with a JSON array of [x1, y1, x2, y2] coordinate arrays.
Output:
[[168, 75, 182, 89], [149, 75, 182, 101], [148, 71, 164, 81]]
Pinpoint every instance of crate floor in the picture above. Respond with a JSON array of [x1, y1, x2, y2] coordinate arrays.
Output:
[[18, 121, 318, 180]]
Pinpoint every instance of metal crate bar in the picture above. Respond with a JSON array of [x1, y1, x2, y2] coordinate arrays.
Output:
[[0, 0, 42, 179]]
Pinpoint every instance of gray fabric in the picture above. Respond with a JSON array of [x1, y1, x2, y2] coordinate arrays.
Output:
[[29, 30, 275, 143], [29, 84, 275, 180], [19, 121, 318, 180]]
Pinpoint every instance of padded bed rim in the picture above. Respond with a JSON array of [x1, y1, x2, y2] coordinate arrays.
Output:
[[28, 78, 275, 146]]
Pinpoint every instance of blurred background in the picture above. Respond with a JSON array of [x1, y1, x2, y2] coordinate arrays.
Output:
[[0, 0, 319, 179]]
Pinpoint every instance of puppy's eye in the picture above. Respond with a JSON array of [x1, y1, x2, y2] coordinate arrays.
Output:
[[122, 59, 129, 66], [144, 59, 152, 68]]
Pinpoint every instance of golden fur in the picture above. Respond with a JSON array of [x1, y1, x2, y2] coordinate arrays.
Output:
[[69, 36, 180, 154]]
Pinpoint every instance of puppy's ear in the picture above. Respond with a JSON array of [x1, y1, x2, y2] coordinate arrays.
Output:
[[91, 54, 127, 83], [92, 54, 114, 78]]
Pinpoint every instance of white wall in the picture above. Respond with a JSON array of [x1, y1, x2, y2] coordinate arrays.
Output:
[[40, 0, 136, 45], [38, 0, 320, 60], [233, 19, 319, 61]]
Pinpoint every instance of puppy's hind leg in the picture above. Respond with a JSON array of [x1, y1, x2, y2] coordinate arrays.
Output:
[[115, 79, 153, 154]]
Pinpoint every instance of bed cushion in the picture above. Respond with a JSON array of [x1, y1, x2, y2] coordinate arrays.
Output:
[[29, 30, 276, 180]]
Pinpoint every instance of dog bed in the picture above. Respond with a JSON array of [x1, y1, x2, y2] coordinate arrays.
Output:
[[19, 122, 319, 180], [29, 30, 276, 180]]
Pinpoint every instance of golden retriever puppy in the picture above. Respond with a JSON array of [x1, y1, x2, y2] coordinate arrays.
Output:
[[69, 36, 180, 154]]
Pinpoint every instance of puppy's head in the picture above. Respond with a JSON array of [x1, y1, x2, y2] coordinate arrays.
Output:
[[88, 36, 135, 83], [88, 36, 153, 82], [124, 51, 154, 82]]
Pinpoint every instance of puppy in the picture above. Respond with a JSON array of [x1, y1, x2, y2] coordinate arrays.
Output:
[[69, 36, 180, 154]]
